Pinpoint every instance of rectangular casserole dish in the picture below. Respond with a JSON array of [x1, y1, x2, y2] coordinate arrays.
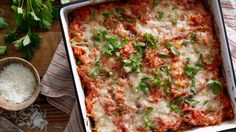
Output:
[[60, 0, 236, 131]]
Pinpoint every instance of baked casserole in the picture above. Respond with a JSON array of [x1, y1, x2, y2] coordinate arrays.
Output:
[[68, 0, 233, 131]]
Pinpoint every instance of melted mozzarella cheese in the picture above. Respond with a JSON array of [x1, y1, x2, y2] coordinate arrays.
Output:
[[96, 116, 118, 132], [128, 73, 146, 88], [192, 88, 221, 111], [150, 99, 179, 123], [83, 22, 106, 46]]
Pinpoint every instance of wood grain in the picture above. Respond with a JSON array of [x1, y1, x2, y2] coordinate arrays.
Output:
[[0, 1, 70, 132]]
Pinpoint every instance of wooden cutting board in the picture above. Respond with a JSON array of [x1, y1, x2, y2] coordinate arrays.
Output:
[[0, 1, 70, 132]]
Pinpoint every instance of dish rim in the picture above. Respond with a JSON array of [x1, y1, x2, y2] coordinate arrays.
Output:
[[59, 0, 236, 131]]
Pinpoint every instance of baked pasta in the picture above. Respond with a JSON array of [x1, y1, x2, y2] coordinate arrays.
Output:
[[68, 0, 234, 131]]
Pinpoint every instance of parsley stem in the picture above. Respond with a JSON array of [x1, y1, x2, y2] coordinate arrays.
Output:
[[21, 0, 24, 8]]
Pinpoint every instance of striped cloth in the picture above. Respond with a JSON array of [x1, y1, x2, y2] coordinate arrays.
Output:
[[41, 0, 236, 131]]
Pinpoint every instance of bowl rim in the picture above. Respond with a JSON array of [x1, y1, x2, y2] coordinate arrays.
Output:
[[0, 57, 41, 111]]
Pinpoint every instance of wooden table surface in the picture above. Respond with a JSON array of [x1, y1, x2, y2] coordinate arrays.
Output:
[[0, 1, 70, 132]]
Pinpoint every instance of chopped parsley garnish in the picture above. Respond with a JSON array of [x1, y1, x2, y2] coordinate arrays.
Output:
[[163, 83, 170, 95], [126, 18, 137, 23], [88, 58, 102, 77], [144, 107, 154, 130], [169, 104, 182, 114], [203, 100, 209, 105], [133, 42, 145, 47], [190, 32, 196, 42], [174, 96, 184, 105], [207, 80, 222, 94], [172, 5, 178, 10], [160, 64, 171, 75], [157, 12, 164, 21], [89, 69, 100, 77], [121, 38, 129, 45], [184, 65, 199, 79], [115, 6, 122, 16], [76, 60, 81, 65], [102, 12, 111, 18], [137, 77, 150, 94], [142, 33, 158, 49], [169, 18, 177, 26], [154, 0, 159, 7], [159, 52, 169, 57], [93, 30, 122, 56], [144, 116, 154, 130], [190, 79, 197, 94], [184, 64, 199, 94], [123, 52, 143, 73], [152, 75, 162, 87], [181, 41, 188, 46], [205, 55, 213, 64], [70, 29, 77, 35], [195, 53, 203, 67], [185, 99, 199, 105], [164, 40, 180, 56]]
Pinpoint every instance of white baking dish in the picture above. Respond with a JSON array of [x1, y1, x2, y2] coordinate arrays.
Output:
[[59, 0, 236, 131]]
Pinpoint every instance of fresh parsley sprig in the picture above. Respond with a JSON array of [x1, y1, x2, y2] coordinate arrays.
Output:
[[4, 0, 55, 60], [0, 17, 8, 29]]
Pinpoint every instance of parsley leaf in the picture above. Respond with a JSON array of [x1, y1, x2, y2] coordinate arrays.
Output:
[[88, 58, 103, 77], [144, 107, 154, 130], [207, 80, 222, 94], [203, 100, 208, 105], [169, 104, 182, 114], [13, 34, 30, 50], [39, 3, 53, 29], [142, 33, 158, 49], [4, 31, 17, 44], [174, 96, 184, 105], [5, 0, 54, 60], [190, 79, 197, 94], [152, 76, 162, 87], [154, 0, 158, 7], [93, 30, 122, 56], [195, 53, 203, 67], [169, 18, 177, 26], [124, 53, 143, 73], [115, 6, 122, 16], [144, 115, 154, 130], [184, 65, 199, 79], [0, 17, 8, 29], [163, 83, 170, 95], [172, 5, 178, 10], [185, 99, 199, 105], [102, 12, 111, 18], [169, 96, 185, 114], [137, 77, 150, 94], [0, 46, 7, 55], [164, 40, 180, 56], [126, 18, 137, 23], [190, 32, 196, 42], [11, 32, 41, 60], [133, 42, 145, 47], [181, 41, 188, 46], [157, 12, 164, 21]]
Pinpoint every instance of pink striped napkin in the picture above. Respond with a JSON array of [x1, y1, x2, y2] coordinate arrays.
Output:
[[41, 0, 236, 131]]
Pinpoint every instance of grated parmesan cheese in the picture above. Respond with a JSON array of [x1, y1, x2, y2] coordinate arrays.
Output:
[[3, 104, 48, 131], [0, 63, 35, 103]]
